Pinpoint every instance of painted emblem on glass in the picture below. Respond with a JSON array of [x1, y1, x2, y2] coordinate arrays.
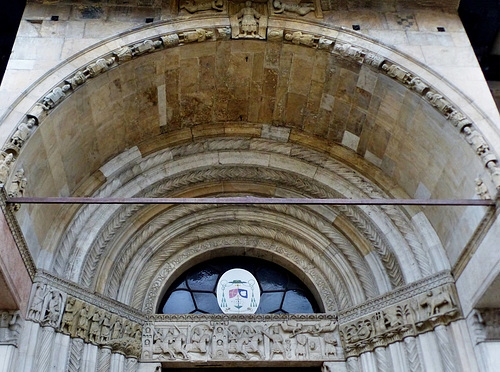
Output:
[[217, 269, 260, 313]]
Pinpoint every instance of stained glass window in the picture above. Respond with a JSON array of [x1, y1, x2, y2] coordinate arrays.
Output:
[[158, 257, 320, 314]]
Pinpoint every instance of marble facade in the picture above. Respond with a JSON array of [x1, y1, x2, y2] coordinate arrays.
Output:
[[0, 0, 499, 371]]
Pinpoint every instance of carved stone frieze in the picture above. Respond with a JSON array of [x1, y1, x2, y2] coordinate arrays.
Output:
[[0, 151, 14, 185], [27, 281, 142, 358], [142, 315, 340, 362], [339, 282, 460, 357], [0, 311, 23, 347], [7, 168, 27, 211]]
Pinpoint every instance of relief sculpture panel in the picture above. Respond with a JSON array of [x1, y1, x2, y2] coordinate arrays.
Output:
[[142, 314, 341, 362]]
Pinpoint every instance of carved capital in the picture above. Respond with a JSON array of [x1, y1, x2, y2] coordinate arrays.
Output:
[[339, 283, 461, 357], [0, 311, 23, 347]]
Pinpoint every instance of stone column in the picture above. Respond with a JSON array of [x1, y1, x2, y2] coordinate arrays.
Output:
[[0, 345, 16, 372]]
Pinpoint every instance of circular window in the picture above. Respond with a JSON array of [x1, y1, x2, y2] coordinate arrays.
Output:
[[158, 257, 320, 314]]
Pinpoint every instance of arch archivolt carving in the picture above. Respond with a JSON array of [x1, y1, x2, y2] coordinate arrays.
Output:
[[138, 234, 340, 314], [1, 19, 499, 199], [44, 139, 442, 311]]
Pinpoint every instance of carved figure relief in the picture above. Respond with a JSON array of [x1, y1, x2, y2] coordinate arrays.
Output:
[[230, 1, 267, 39], [339, 283, 460, 357], [273, 0, 314, 16], [8, 118, 36, 152], [41, 85, 71, 110], [0, 311, 22, 347], [142, 317, 340, 362], [0, 152, 14, 184], [180, 0, 224, 13], [179, 29, 214, 44], [284, 31, 319, 47], [27, 283, 142, 358]]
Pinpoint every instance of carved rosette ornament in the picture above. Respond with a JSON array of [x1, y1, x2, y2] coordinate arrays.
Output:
[[142, 314, 340, 362], [339, 283, 461, 357]]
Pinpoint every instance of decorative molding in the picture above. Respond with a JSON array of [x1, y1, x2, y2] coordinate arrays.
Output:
[[142, 315, 340, 362], [0, 188, 36, 280], [339, 282, 461, 357]]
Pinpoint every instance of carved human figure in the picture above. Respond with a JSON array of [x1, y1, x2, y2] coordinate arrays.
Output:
[[296, 333, 307, 358], [76, 305, 91, 339], [189, 325, 211, 353], [284, 31, 318, 47], [334, 43, 364, 62], [475, 178, 491, 200], [447, 110, 472, 130], [425, 92, 453, 115], [273, 0, 314, 16], [99, 313, 111, 343], [408, 77, 429, 95], [236, 325, 263, 359], [180, 0, 224, 13], [41, 85, 70, 110], [10, 118, 35, 149], [83, 58, 114, 78], [131, 40, 162, 56], [111, 318, 123, 339], [28, 284, 47, 321], [44, 291, 62, 327], [236, 2, 262, 38], [323, 332, 337, 357], [61, 298, 76, 335], [463, 126, 490, 155], [89, 310, 102, 344], [179, 29, 214, 43], [8, 169, 27, 198], [0, 152, 14, 184], [113, 46, 133, 63], [382, 63, 412, 84], [65, 71, 87, 90], [263, 325, 287, 359]]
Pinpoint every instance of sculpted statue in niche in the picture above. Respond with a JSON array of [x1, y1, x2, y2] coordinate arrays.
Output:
[[0, 152, 14, 184], [231, 1, 267, 39], [180, 0, 224, 13], [273, 0, 314, 16], [284, 31, 319, 47], [179, 29, 214, 44], [462, 126, 490, 156]]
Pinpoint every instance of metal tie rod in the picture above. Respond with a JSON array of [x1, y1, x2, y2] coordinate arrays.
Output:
[[5, 196, 496, 206]]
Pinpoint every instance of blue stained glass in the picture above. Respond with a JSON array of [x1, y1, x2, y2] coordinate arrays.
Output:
[[256, 267, 287, 290], [258, 292, 283, 313], [282, 290, 314, 313], [187, 268, 219, 291], [162, 290, 195, 314], [193, 292, 222, 313]]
